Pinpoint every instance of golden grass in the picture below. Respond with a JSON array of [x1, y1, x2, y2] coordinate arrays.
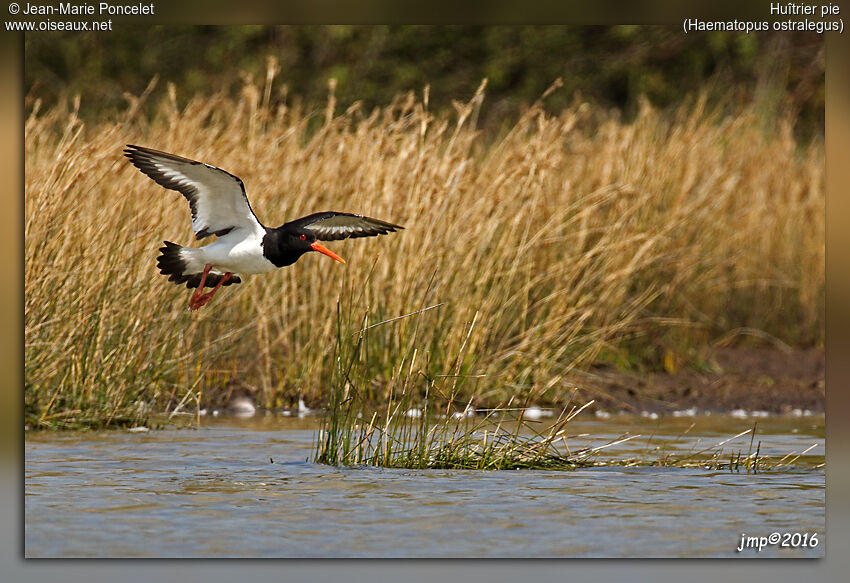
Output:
[[24, 73, 824, 428]]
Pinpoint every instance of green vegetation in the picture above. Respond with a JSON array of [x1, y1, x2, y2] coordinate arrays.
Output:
[[26, 26, 823, 139], [316, 412, 822, 471], [315, 409, 819, 472]]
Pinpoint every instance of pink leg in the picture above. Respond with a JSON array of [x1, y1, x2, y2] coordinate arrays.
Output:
[[189, 270, 232, 311], [188, 264, 213, 311]]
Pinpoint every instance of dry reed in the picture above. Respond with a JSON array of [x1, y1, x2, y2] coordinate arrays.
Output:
[[25, 70, 824, 429]]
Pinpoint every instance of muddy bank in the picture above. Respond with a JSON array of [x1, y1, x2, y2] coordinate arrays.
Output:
[[566, 347, 824, 414], [218, 347, 825, 420]]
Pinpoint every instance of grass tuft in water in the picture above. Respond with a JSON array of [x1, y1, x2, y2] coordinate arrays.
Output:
[[313, 310, 820, 472]]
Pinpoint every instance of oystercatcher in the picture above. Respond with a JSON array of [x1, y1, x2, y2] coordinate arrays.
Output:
[[124, 145, 403, 311]]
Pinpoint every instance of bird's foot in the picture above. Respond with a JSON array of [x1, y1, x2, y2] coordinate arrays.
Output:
[[188, 264, 213, 310], [188, 271, 232, 312], [188, 292, 214, 311]]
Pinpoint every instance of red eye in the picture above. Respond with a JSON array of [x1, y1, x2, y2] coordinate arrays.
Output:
[[299, 234, 306, 241]]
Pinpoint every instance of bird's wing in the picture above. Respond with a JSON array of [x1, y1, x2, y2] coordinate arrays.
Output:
[[124, 144, 264, 239], [284, 212, 404, 241]]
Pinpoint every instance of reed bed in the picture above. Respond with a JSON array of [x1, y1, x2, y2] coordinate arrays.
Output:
[[25, 70, 824, 429]]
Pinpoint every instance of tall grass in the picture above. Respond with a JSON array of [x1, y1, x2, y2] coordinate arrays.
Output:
[[314, 314, 819, 472], [25, 70, 824, 428]]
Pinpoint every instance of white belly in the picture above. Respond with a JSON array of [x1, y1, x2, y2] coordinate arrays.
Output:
[[182, 232, 277, 275]]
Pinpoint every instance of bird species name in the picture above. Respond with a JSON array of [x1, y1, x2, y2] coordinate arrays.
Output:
[[683, 3, 843, 34], [770, 2, 838, 15]]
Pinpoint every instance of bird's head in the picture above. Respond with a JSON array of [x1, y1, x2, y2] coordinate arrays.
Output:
[[288, 229, 345, 264]]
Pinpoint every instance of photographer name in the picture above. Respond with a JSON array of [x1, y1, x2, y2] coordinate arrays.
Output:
[[22, 2, 154, 15]]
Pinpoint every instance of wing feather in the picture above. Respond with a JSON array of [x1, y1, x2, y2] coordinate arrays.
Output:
[[124, 145, 264, 239], [285, 212, 404, 241]]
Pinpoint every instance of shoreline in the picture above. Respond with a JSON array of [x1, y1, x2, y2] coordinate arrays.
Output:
[[564, 347, 824, 416], [216, 346, 825, 421], [25, 346, 825, 431]]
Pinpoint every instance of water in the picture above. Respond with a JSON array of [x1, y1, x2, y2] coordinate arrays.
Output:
[[25, 415, 824, 558]]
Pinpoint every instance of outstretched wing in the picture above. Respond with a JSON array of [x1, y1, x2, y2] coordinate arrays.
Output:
[[124, 144, 264, 239], [285, 212, 404, 241]]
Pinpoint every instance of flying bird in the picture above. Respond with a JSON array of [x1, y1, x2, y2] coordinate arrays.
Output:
[[124, 144, 403, 311]]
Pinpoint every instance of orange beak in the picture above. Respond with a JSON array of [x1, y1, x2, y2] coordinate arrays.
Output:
[[310, 241, 345, 264]]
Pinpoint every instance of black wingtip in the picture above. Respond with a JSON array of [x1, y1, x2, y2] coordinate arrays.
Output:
[[123, 144, 145, 162], [124, 144, 163, 162], [378, 220, 404, 235]]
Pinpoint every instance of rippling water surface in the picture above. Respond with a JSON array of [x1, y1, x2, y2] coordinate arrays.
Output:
[[25, 415, 824, 558]]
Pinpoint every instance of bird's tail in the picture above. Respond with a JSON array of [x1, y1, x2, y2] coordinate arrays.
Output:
[[157, 241, 242, 289]]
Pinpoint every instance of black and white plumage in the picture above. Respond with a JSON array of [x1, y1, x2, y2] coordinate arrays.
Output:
[[124, 144, 404, 310], [283, 212, 402, 241]]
